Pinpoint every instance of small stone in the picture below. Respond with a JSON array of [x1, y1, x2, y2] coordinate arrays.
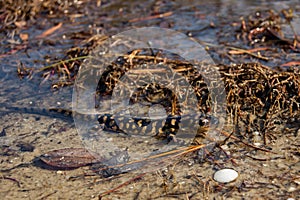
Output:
[[0, 128, 6, 137], [213, 168, 239, 183], [17, 142, 35, 152]]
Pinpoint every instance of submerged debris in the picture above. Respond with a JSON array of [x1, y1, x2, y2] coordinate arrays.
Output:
[[39, 148, 101, 169], [93, 50, 300, 145], [41, 35, 108, 89], [238, 9, 299, 49]]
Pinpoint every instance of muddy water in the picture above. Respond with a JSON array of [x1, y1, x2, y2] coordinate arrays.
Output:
[[0, 0, 299, 199]]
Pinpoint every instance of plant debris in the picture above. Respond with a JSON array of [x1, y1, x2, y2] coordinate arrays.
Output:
[[92, 50, 299, 146], [219, 62, 299, 144], [39, 148, 101, 169], [237, 9, 299, 50]]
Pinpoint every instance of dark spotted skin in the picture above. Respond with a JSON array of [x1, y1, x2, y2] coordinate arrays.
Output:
[[97, 113, 213, 142], [1, 105, 214, 143], [98, 114, 180, 142]]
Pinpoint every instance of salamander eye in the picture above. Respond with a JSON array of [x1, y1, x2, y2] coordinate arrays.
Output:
[[98, 114, 111, 124], [97, 116, 103, 123]]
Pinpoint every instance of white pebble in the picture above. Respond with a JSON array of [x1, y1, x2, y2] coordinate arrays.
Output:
[[213, 168, 239, 183], [288, 186, 296, 192]]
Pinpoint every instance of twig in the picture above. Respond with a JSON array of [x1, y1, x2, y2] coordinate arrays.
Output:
[[92, 144, 207, 175], [228, 47, 269, 54], [129, 12, 173, 23], [218, 129, 275, 154], [36, 23, 63, 39], [39, 56, 91, 71], [280, 61, 300, 67], [1, 176, 21, 187], [228, 46, 270, 61], [0, 44, 27, 58], [98, 173, 146, 199]]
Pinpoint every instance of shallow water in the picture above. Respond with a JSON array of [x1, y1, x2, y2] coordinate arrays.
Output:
[[0, 0, 299, 107], [0, 0, 299, 199]]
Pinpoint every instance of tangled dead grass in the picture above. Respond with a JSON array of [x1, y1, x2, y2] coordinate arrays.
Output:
[[0, 0, 90, 29], [220, 63, 299, 144]]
